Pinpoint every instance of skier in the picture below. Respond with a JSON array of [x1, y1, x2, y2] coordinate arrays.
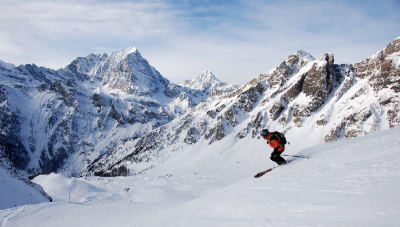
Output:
[[260, 129, 287, 165]]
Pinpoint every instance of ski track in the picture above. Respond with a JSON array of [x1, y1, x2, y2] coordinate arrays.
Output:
[[1, 128, 400, 226]]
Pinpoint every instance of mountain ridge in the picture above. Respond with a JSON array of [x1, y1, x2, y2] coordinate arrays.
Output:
[[89, 37, 400, 176], [0, 47, 236, 177]]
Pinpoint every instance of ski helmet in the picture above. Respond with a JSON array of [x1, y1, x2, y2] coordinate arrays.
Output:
[[260, 129, 269, 138]]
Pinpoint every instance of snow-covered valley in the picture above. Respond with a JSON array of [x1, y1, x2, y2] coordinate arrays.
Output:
[[1, 126, 399, 227]]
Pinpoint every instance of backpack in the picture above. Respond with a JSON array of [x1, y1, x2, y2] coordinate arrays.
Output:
[[272, 131, 287, 145]]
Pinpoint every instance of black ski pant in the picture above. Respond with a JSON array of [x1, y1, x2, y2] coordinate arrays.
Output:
[[270, 148, 286, 165]]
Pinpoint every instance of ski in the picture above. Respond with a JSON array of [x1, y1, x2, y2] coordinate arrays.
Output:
[[254, 157, 303, 178], [254, 167, 276, 178]]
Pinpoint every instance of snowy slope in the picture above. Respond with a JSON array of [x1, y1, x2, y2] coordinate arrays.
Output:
[[0, 126, 399, 226], [0, 154, 51, 210]]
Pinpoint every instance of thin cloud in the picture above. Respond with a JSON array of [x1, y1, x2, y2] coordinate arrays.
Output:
[[0, 0, 182, 67], [1, 1, 177, 35]]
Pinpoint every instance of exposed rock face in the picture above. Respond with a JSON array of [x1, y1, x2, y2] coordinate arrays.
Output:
[[214, 121, 225, 141], [207, 110, 216, 118], [184, 127, 199, 145], [351, 38, 400, 129], [270, 99, 286, 121], [355, 38, 400, 92]]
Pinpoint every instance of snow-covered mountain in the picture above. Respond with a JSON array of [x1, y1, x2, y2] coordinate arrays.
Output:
[[65, 46, 168, 95], [0, 47, 236, 177], [179, 70, 239, 98], [90, 37, 400, 176]]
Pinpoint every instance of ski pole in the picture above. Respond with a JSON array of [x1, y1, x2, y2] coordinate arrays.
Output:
[[14, 202, 19, 214]]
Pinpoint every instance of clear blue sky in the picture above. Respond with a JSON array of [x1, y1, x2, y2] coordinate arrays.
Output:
[[0, 0, 399, 85]]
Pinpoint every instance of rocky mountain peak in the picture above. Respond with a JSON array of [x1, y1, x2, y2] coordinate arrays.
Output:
[[66, 46, 139, 77], [320, 53, 335, 65], [286, 50, 316, 68], [259, 50, 317, 88], [198, 70, 220, 82], [64, 46, 168, 95], [295, 50, 315, 61], [112, 46, 138, 58], [384, 37, 400, 56], [105, 46, 140, 69]]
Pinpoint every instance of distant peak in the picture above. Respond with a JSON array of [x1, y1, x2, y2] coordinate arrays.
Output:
[[198, 70, 220, 82], [97, 46, 142, 70], [180, 70, 226, 92], [188, 71, 222, 85]]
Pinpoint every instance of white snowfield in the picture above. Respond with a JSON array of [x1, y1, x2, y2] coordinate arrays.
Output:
[[1, 127, 400, 227]]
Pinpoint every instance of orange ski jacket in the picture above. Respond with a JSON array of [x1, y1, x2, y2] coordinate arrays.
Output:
[[266, 132, 285, 152]]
